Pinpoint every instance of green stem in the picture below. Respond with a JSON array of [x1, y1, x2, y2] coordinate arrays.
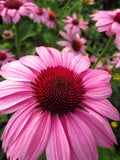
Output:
[[101, 55, 116, 60], [92, 35, 115, 69], [15, 22, 21, 58]]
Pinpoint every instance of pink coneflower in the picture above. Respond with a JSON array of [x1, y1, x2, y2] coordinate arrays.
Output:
[[0, 49, 15, 66], [89, 55, 113, 72], [44, 8, 57, 28], [90, 9, 120, 36], [0, 0, 37, 24], [57, 31, 87, 55], [111, 53, 120, 68], [29, 7, 47, 23], [115, 32, 120, 50], [2, 30, 14, 39], [0, 46, 119, 160], [63, 13, 89, 35]]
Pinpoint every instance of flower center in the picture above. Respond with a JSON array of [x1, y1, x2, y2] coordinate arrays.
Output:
[[72, 19, 79, 25], [4, 0, 23, 9], [38, 7, 43, 15], [0, 51, 7, 61], [72, 40, 82, 52], [114, 12, 120, 23], [32, 66, 85, 115], [49, 11, 56, 20]]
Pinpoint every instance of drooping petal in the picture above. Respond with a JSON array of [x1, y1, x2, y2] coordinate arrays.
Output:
[[46, 115, 70, 160], [76, 109, 118, 148], [19, 111, 51, 160], [0, 60, 36, 82], [82, 69, 111, 85], [82, 108, 117, 145], [61, 113, 98, 160], [0, 91, 33, 113], [0, 97, 36, 115], [1, 104, 35, 152], [0, 80, 32, 97], [20, 55, 47, 73], [81, 99, 120, 121]]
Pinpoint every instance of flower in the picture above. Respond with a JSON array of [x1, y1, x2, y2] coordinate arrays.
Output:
[[2, 30, 14, 39], [63, 13, 88, 35], [0, 46, 119, 160], [115, 33, 120, 50], [0, 0, 37, 24], [111, 121, 118, 128], [29, 7, 47, 23], [0, 49, 15, 66], [110, 53, 120, 68], [44, 7, 57, 28], [57, 31, 87, 55], [90, 9, 120, 36]]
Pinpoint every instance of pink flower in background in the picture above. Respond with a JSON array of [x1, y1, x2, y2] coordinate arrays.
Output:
[[63, 13, 88, 35], [0, 46, 119, 160], [111, 53, 120, 68], [44, 8, 57, 28], [91, 9, 120, 36], [0, 50, 15, 66], [115, 32, 120, 50], [89, 55, 113, 73], [29, 7, 47, 23], [57, 31, 87, 55], [0, 0, 37, 24], [2, 30, 14, 39]]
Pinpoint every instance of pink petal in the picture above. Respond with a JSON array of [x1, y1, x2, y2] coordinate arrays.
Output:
[[0, 80, 32, 98], [111, 22, 120, 33], [64, 24, 73, 31], [7, 9, 17, 17], [2, 14, 11, 24], [76, 109, 117, 148], [61, 51, 74, 69], [82, 108, 117, 145], [97, 25, 111, 32], [59, 31, 72, 41], [0, 60, 36, 82], [0, 91, 33, 113], [47, 47, 63, 66], [84, 81, 112, 99], [72, 13, 77, 19], [18, 6, 30, 16], [81, 99, 120, 121], [71, 54, 90, 74], [36, 46, 55, 67], [20, 55, 46, 73], [0, 97, 36, 115], [12, 13, 21, 23], [2, 105, 35, 151], [56, 40, 70, 46], [46, 115, 70, 160], [96, 19, 113, 27], [82, 69, 111, 85], [61, 113, 98, 160], [19, 111, 51, 160]]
